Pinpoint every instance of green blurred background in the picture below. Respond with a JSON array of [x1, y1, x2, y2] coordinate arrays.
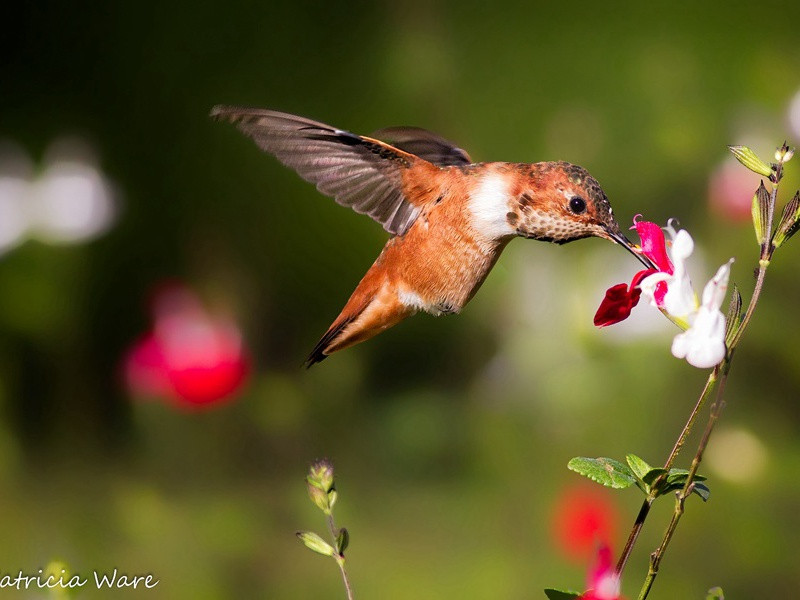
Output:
[[3, 1, 800, 598]]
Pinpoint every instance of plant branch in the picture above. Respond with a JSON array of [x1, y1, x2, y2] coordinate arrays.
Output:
[[615, 366, 718, 575], [637, 360, 732, 600], [617, 161, 782, 591], [628, 159, 783, 597], [327, 513, 354, 600]]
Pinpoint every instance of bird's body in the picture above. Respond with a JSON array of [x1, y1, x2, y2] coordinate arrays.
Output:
[[211, 107, 646, 366]]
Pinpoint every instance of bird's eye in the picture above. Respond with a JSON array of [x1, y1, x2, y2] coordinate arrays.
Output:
[[569, 196, 587, 214]]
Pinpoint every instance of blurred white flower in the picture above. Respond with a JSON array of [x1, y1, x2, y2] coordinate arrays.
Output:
[[0, 137, 118, 254]]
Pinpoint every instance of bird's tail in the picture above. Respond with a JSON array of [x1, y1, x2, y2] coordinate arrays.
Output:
[[304, 313, 360, 368], [304, 278, 413, 368]]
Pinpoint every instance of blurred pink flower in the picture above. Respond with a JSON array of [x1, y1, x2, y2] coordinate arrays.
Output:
[[552, 484, 619, 562], [124, 284, 250, 408], [580, 544, 622, 600], [708, 160, 761, 222]]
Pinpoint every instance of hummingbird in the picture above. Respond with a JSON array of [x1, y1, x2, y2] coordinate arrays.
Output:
[[211, 106, 653, 366]]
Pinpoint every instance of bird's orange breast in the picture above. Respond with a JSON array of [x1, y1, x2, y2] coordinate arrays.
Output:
[[381, 165, 512, 314]]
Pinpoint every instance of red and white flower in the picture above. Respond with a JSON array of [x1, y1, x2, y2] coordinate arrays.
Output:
[[595, 218, 733, 369]]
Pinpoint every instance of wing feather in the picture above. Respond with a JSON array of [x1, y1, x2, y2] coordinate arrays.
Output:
[[211, 106, 438, 235], [370, 126, 472, 167]]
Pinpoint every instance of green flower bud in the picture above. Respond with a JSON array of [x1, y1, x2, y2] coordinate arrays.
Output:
[[296, 531, 336, 557], [728, 145, 774, 177], [772, 191, 800, 249], [306, 459, 336, 514], [335, 527, 350, 556], [751, 181, 770, 246]]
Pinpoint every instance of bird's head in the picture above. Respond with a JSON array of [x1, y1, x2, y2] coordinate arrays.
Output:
[[511, 162, 655, 268]]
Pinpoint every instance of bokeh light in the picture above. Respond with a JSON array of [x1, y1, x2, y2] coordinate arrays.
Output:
[[551, 484, 619, 562], [0, 137, 117, 253], [124, 284, 250, 409]]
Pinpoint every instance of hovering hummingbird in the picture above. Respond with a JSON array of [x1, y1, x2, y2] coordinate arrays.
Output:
[[211, 107, 653, 366]]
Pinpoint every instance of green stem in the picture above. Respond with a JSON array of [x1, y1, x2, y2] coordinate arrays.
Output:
[[327, 513, 354, 600], [637, 363, 731, 600], [615, 367, 718, 575]]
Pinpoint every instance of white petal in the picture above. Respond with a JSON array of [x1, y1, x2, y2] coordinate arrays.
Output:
[[671, 306, 727, 368], [661, 272, 696, 319], [671, 229, 695, 261], [661, 229, 697, 319], [701, 259, 734, 311], [639, 271, 672, 307]]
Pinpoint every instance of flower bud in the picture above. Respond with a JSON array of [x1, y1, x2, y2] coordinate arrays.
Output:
[[336, 527, 350, 556], [774, 142, 794, 164], [728, 145, 774, 178], [772, 191, 800, 249], [296, 531, 336, 557], [751, 181, 770, 246], [306, 459, 336, 514]]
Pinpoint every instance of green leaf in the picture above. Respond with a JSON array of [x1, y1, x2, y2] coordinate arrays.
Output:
[[296, 531, 336, 557], [544, 589, 582, 599], [624, 455, 671, 495], [625, 454, 653, 481], [728, 145, 773, 177], [336, 527, 349, 555], [692, 482, 711, 502], [706, 585, 724, 599], [665, 468, 707, 484], [641, 468, 668, 495], [568, 457, 636, 489]]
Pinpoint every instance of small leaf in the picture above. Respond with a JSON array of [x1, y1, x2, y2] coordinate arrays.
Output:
[[625, 454, 653, 481], [728, 145, 773, 177], [666, 468, 707, 484], [706, 585, 725, 599], [568, 457, 636, 489], [544, 589, 582, 600], [296, 531, 336, 557], [336, 527, 349, 556], [692, 482, 711, 502], [641, 468, 668, 489]]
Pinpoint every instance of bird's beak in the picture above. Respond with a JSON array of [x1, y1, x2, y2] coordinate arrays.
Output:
[[603, 225, 657, 270]]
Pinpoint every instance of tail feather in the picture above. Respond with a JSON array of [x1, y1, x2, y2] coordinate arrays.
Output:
[[304, 314, 358, 368]]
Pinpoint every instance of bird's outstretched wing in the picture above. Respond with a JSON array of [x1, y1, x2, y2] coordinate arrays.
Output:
[[211, 106, 453, 236], [370, 126, 472, 167]]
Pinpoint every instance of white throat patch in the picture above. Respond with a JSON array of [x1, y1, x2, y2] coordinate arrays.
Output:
[[468, 173, 514, 240]]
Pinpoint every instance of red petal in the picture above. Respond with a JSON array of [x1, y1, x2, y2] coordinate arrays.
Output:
[[594, 284, 642, 327], [633, 221, 673, 274], [124, 333, 175, 399]]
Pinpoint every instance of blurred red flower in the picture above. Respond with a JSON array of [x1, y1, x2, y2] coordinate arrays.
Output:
[[581, 544, 622, 600], [551, 484, 619, 562], [124, 284, 250, 408]]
